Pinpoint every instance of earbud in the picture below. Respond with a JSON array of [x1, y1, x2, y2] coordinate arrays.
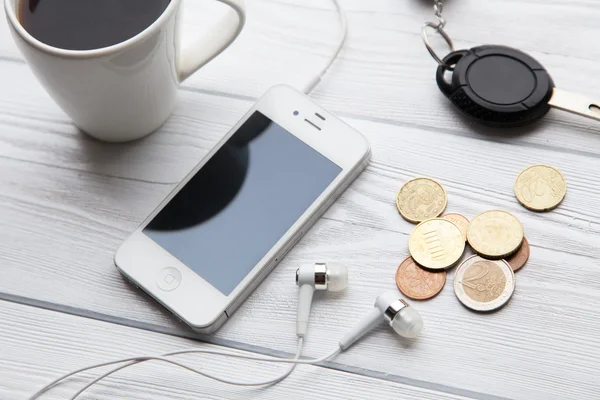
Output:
[[295, 263, 348, 337], [338, 291, 423, 350]]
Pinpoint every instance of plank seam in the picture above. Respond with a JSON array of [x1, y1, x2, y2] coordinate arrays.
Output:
[[0, 295, 509, 400], [0, 153, 176, 186], [180, 87, 600, 160]]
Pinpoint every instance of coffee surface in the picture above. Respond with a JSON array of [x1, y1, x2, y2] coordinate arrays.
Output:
[[18, 0, 171, 50]]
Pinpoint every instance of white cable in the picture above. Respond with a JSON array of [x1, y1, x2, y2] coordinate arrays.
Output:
[[28, 340, 342, 400], [303, 0, 348, 94], [66, 338, 305, 400]]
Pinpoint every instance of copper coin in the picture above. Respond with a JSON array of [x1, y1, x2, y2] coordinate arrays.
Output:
[[505, 237, 530, 272], [396, 257, 447, 300], [442, 213, 469, 241]]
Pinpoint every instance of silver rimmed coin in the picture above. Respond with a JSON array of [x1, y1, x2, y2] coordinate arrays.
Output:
[[453, 255, 515, 312]]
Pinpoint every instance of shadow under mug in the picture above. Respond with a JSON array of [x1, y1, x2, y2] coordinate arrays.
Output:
[[3, 0, 245, 142]]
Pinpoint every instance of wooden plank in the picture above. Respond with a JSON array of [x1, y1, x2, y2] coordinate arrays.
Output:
[[1, 59, 600, 189], [0, 300, 477, 400]]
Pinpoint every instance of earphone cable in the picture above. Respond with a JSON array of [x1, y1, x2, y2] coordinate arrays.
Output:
[[65, 338, 305, 400], [303, 0, 347, 94], [28, 339, 342, 399]]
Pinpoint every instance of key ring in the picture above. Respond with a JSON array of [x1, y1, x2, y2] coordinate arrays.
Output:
[[421, 21, 455, 70]]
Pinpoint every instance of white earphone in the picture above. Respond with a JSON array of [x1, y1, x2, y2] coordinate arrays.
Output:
[[339, 291, 424, 349], [28, 262, 423, 399], [295, 262, 348, 337], [296, 263, 423, 347], [295, 263, 422, 344]]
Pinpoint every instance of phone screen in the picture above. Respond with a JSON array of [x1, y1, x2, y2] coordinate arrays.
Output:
[[144, 111, 342, 295]]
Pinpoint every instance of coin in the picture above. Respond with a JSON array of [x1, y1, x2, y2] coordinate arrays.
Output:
[[505, 237, 530, 272], [467, 210, 524, 259], [454, 255, 515, 312], [514, 164, 567, 212], [442, 213, 469, 241], [409, 218, 465, 270], [396, 178, 447, 223], [396, 257, 446, 300]]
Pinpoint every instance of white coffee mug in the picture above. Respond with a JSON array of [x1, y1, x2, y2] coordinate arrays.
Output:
[[4, 0, 245, 142]]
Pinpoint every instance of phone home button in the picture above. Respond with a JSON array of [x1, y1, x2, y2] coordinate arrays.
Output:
[[157, 267, 182, 291]]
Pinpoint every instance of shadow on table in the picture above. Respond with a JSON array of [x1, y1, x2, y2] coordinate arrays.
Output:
[[451, 110, 557, 140]]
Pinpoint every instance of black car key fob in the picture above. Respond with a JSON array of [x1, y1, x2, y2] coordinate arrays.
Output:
[[436, 45, 555, 127]]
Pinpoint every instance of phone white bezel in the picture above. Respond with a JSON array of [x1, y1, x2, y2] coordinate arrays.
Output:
[[115, 85, 370, 333]]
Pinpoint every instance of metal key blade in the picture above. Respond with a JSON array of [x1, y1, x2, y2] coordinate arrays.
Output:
[[548, 88, 600, 122]]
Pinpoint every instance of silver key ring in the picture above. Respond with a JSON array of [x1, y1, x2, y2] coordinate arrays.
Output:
[[421, 21, 455, 70]]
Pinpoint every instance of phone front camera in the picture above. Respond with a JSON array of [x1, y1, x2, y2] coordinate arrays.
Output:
[[293, 111, 299, 116]]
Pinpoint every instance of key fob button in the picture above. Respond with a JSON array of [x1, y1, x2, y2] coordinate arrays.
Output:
[[467, 55, 536, 105]]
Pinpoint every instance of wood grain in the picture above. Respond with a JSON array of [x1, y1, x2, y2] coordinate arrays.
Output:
[[0, 300, 477, 400], [0, 0, 599, 399]]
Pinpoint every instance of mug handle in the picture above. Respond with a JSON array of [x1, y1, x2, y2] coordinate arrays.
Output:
[[177, 0, 246, 82]]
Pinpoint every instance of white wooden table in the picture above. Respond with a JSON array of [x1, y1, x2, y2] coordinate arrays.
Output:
[[2, 1, 600, 399]]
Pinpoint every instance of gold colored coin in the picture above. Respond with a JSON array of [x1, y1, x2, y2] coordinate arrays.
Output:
[[467, 210, 524, 259], [442, 213, 469, 241], [408, 218, 465, 270], [396, 178, 447, 223], [514, 164, 567, 212], [454, 255, 515, 312]]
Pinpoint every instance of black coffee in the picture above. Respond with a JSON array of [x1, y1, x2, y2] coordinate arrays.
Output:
[[18, 0, 171, 50]]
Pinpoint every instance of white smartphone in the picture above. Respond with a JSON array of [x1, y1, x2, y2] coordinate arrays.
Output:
[[115, 85, 370, 333]]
